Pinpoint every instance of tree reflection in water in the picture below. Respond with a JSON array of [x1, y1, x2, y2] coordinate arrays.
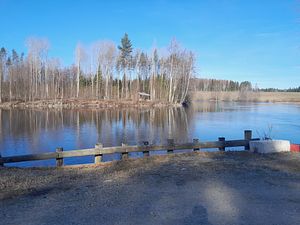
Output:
[[1, 102, 300, 165], [0, 107, 193, 158]]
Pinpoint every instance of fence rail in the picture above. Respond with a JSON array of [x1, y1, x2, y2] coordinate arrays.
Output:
[[0, 130, 258, 167]]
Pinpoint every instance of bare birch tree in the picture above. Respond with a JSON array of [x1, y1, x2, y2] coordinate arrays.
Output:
[[75, 43, 85, 98], [0, 35, 195, 105]]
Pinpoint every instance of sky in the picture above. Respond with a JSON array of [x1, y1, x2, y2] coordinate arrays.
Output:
[[0, 0, 299, 88]]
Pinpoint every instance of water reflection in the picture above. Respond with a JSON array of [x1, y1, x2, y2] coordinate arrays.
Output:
[[1, 102, 300, 165], [0, 107, 192, 157]]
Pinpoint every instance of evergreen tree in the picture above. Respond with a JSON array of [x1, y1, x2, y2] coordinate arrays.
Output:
[[0, 48, 6, 60], [240, 81, 252, 91], [6, 57, 11, 67], [117, 33, 133, 98], [12, 49, 19, 63], [118, 33, 133, 67]]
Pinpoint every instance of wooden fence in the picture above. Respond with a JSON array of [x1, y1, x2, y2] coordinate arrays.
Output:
[[0, 130, 258, 167]]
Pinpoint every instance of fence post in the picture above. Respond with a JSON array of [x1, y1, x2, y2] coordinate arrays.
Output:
[[193, 139, 200, 151], [0, 153, 3, 167], [143, 141, 150, 157], [121, 143, 129, 160], [218, 137, 225, 151], [94, 143, 103, 164], [56, 147, 64, 167], [244, 130, 252, 150], [167, 139, 174, 154]]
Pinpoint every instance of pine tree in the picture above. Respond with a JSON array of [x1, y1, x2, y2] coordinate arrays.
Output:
[[118, 33, 133, 98], [118, 33, 132, 67]]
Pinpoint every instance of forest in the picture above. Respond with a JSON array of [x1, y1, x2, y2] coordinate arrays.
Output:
[[259, 87, 300, 92], [189, 78, 254, 92], [0, 34, 194, 105]]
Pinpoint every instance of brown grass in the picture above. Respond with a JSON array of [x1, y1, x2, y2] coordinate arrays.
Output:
[[0, 99, 180, 109], [191, 91, 300, 102], [1, 152, 300, 225], [1, 151, 300, 201]]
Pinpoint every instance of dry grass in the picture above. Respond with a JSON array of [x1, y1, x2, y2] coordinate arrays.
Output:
[[1, 151, 300, 201], [191, 91, 300, 102], [0, 99, 179, 109], [1, 151, 300, 225]]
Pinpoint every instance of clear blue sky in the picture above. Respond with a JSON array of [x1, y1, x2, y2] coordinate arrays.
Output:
[[0, 0, 299, 88]]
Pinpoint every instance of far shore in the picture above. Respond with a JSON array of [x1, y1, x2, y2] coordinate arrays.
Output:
[[0, 91, 300, 110], [0, 99, 181, 109], [191, 91, 300, 103]]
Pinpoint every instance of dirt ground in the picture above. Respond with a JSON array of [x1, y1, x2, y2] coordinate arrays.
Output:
[[0, 99, 178, 109], [1, 151, 300, 225]]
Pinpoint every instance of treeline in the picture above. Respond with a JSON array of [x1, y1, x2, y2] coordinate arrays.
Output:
[[190, 78, 300, 93], [259, 87, 300, 92], [0, 34, 194, 104], [189, 78, 253, 92]]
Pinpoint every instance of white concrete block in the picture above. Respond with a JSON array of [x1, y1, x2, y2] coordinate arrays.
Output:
[[249, 140, 290, 154]]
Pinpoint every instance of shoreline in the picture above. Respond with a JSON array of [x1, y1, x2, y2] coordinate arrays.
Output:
[[0, 99, 181, 109], [1, 91, 300, 110]]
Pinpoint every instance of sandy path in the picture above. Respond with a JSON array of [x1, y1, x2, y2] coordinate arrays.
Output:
[[1, 152, 300, 225]]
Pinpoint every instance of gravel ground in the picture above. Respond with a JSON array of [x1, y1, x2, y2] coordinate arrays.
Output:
[[1, 151, 300, 225]]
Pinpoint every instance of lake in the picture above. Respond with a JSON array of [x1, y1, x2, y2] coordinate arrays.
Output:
[[1, 102, 300, 166]]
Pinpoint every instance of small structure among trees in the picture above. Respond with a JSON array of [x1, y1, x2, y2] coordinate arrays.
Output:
[[0, 34, 195, 105], [138, 92, 150, 100]]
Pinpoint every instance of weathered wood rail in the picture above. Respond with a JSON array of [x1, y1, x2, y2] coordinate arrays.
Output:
[[0, 130, 258, 167]]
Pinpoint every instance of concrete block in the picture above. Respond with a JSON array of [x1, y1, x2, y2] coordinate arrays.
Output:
[[249, 140, 290, 154]]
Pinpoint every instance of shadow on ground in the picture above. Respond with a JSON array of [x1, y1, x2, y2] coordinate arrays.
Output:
[[1, 152, 300, 225]]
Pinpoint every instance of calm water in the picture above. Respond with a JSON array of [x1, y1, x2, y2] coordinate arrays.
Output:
[[1, 102, 300, 166]]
